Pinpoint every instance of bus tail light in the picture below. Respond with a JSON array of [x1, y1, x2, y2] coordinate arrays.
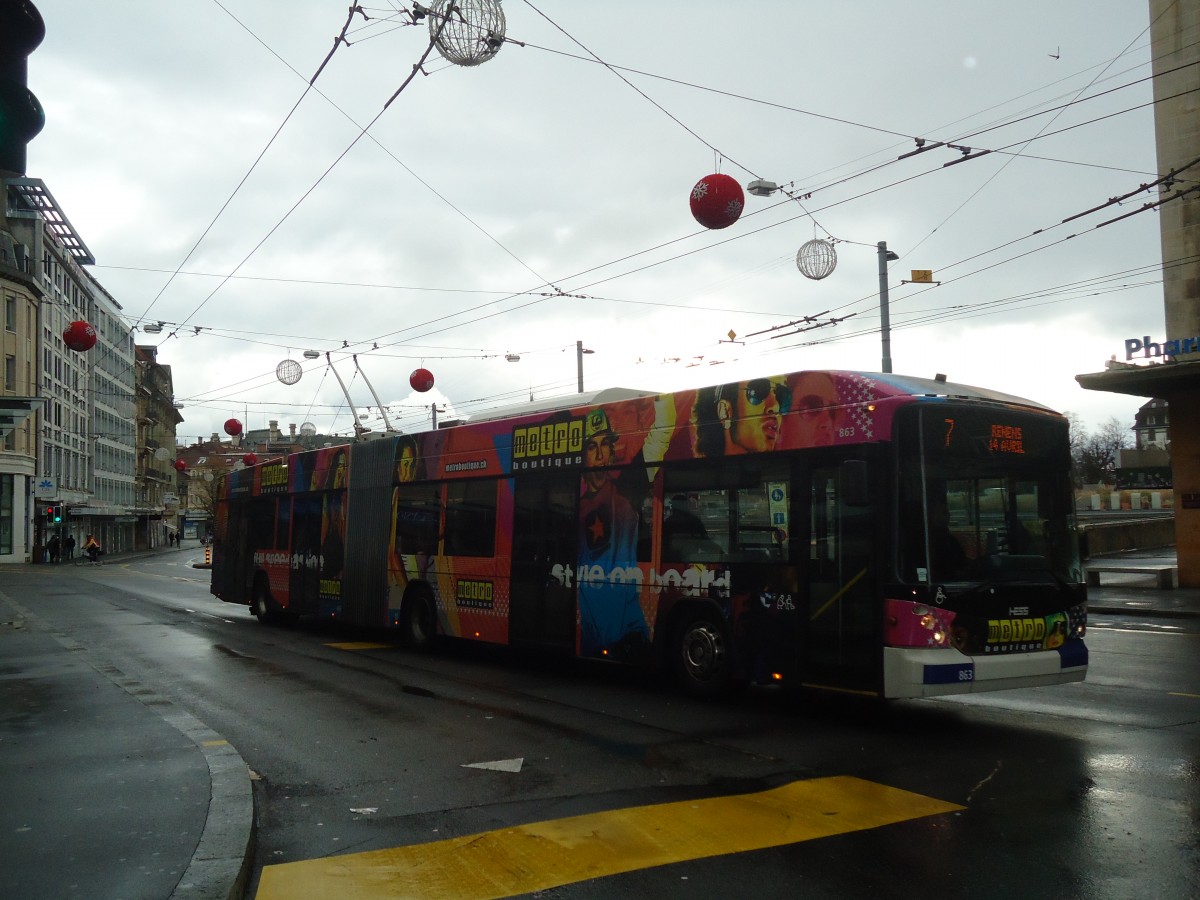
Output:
[[885, 598, 956, 649]]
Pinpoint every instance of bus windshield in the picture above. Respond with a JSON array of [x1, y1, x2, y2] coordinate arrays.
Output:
[[896, 405, 1081, 586]]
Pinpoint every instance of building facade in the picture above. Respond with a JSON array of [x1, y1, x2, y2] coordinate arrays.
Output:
[[2, 176, 142, 561], [134, 344, 183, 549], [0, 225, 43, 563], [1079, 1, 1200, 585], [1116, 398, 1171, 488]]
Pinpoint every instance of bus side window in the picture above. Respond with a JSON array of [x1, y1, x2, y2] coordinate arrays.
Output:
[[444, 479, 498, 557], [662, 465, 728, 561], [395, 489, 440, 558]]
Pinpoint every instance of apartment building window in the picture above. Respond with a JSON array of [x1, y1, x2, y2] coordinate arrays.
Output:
[[4, 294, 14, 332], [4, 354, 14, 392]]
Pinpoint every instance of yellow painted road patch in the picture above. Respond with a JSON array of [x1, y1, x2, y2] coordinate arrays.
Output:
[[256, 776, 963, 899], [326, 642, 394, 651]]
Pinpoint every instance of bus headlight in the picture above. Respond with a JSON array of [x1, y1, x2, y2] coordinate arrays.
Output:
[[885, 599, 957, 648], [1067, 602, 1087, 639]]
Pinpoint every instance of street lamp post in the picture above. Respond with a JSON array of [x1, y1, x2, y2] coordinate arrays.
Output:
[[877, 241, 900, 373]]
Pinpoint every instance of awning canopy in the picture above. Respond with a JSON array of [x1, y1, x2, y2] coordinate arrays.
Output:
[[0, 396, 44, 438]]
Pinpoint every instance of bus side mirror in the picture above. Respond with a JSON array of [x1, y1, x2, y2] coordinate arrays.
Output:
[[842, 460, 869, 507]]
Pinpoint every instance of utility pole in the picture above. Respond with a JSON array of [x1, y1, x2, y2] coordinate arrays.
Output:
[[878, 241, 899, 373], [577, 340, 594, 393]]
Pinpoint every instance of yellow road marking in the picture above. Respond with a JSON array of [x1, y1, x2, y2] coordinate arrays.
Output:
[[256, 776, 963, 899], [326, 642, 394, 651], [1169, 691, 1200, 699]]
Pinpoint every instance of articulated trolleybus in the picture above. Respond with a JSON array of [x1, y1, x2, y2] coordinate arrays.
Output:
[[211, 370, 1087, 699]]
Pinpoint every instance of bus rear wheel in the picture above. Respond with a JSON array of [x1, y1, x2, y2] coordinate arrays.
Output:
[[253, 580, 278, 625], [402, 591, 436, 650], [670, 610, 732, 698]]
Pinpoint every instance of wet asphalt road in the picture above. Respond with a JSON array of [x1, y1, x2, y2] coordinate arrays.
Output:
[[1, 555, 1197, 899]]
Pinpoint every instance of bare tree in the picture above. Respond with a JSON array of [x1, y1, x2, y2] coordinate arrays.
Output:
[[1076, 416, 1129, 485], [1063, 411, 1086, 486]]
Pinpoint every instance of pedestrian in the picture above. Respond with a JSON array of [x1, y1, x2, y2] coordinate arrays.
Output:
[[168, 531, 175, 547], [63, 534, 76, 560], [48, 535, 61, 563]]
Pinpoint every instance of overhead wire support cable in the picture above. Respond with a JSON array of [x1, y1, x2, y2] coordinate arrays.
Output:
[[1061, 156, 1200, 224], [147, 0, 375, 333], [520, 0, 760, 181], [1096, 184, 1200, 228], [175, 10, 456, 332], [309, 4, 370, 85]]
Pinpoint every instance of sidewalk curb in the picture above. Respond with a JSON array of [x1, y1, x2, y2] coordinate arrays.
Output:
[[0, 594, 255, 900]]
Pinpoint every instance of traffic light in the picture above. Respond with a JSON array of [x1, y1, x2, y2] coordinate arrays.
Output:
[[44, 504, 60, 523], [0, 1, 46, 176]]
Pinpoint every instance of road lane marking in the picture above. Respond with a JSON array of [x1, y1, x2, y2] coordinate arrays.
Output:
[[256, 776, 963, 899], [462, 757, 524, 772]]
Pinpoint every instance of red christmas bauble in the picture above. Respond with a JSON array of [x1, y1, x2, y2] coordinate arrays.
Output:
[[173, 459, 187, 472], [689, 173, 745, 230], [224, 417, 243, 437], [63, 320, 98, 352], [410, 368, 435, 393], [242, 452, 258, 466]]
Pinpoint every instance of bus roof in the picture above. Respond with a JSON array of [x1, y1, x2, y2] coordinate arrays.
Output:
[[867, 372, 1059, 414], [465, 372, 1059, 426], [459, 386, 658, 426]]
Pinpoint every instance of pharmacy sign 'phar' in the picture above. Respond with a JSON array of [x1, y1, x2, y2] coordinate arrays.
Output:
[[1125, 334, 1200, 361]]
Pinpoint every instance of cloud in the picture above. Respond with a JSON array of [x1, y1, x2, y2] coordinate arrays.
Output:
[[25, 1, 1166, 443]]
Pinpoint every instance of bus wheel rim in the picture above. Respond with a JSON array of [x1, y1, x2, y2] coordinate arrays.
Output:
[[682, 624, 724, 681]]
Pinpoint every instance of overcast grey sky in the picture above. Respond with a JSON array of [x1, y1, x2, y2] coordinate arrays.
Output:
[[27, 1, 1167, 442]]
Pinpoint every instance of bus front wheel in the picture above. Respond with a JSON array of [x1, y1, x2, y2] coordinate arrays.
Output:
[[402, 591, 436, 650], [670, 610, 731, 697]]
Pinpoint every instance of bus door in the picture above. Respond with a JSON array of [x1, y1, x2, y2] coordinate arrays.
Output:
[[214, 503, 251, 602], [509, 471, 578, 650], [801, 458, 877, 689], [288, 494, 323, 616]]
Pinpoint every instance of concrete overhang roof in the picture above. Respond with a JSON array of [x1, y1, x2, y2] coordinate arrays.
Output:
[[1076, 359, 1200, 399]]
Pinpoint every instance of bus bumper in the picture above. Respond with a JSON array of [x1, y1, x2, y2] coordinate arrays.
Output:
[[882, 641, 1088, 699]]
